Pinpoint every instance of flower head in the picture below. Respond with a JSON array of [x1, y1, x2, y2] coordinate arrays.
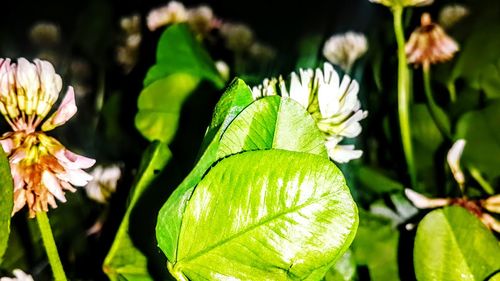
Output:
[[368, 0, 433, 8], [147, 1, 188, 31], [0, 58, 94, 218], [405, 13, 459, 67], [323, 32, 368, 72], [252, 63, 367, 163], [85, 164, 121, 204], [0, 269, 34, 281], [438, 4, 469, 29], [29, 22, 61, 47]]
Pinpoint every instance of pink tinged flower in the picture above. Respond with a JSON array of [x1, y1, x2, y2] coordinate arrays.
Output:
[[41, 87, 77, 131], [0, 58, 95, 217], [42, 170, 66, 202], [406, 13, 459, 67]]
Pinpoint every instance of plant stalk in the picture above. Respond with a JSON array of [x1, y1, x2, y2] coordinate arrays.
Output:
[[393, 6, 417, 188], [36, 212, 67, 281], [469, 166, 495, 195]]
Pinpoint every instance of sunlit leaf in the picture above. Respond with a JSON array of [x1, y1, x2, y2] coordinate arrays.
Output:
[[414, 206, 500, 281], [135, 74, 200, 142], [323, 250, 356, 281], [0, 148, 13, 263], [144, 24, 224, 88], [104, 141, 171, 281], [217, 96, 327, 159], [156, 78, 254, 263], [168, 150, 358, 280]]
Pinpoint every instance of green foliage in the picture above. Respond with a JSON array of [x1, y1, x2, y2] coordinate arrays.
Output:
[[135, 74, 201, 142], [157, 80, 358, 280], [351, 210, 399, 281], [323, 250, 356, 281], [456, 101, 500, 180], [144, 24, 224, 88], [156, 78, 254, 262], [0, 148, 13, 263], [136, 24, 224, 142], [217, 96, 327, 159], [104, 142, 171, 281], [168, 150, 358, 280], [450, 2, 500, 100], [414, 206, 500, 281]]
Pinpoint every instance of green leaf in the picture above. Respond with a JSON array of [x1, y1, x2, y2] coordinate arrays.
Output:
[[351, 210, 400, 281], [356, 166, 405, 194], [168, 150, 358, 280], [135, 73, 200, 142], [144, 24, 224, 88], [217, 96, 327, 159], [456, 101, 500, 179], [450, 5, 500, 100], [414, 206, 500, 281], [156, 78, 254, 263], [323, 250, 356, 281], [411, 103, 445, 192], [104, 141, 171, 281], [0, 148, 13, 263]]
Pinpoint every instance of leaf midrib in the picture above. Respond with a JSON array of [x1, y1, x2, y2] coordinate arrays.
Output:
[[177, 190, 337, 265], [440, 210, 473, 281]]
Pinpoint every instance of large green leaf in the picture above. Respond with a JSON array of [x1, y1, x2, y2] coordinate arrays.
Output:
[[135, 74, 200, 142], [104, 141, 171, 281], [144, 24, 224, 88], [414, 206, 500, 281], [456, 101, 500, 179], [156, 79, 254, 263], [217, 96, 327, 159], [168, 150, 358, 280], [0, 148, 13, 263], [157, 88, 328, 264]]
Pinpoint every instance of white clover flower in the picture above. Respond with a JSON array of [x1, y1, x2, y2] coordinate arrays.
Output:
[[252, 63, 367, 163], [85, 164, 122, 204], [147, 1, 188, 31], [368, 0, 433, 8], [447, 139, 466, 188], [0, 269, 34, 281], [0, 58, 95, 217], [323, 32, 368, 72], [438, 4, 469, 29]]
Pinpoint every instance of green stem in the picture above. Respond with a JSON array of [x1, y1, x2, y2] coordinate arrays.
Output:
[[393, 6, 417, 188], [36, 212, 67, 281], [423, 65, 451, 139], [447, 81, 457, 103], [469, 166, 495, 195]]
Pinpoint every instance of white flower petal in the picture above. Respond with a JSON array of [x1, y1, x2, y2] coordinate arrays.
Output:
[[42, 170, 66, 202], [447, 139, 466, 186], [41, 87, 77, 131]]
